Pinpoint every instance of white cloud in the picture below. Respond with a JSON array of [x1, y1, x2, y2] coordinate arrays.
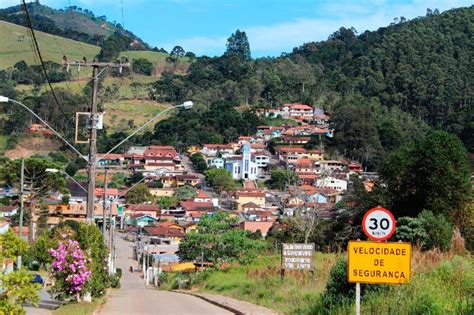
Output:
[[159, 0, 473, 57]]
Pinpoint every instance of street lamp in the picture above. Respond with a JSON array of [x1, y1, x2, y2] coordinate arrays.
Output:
[[45, 168, 87, 193], [97, 101, 193, 163]]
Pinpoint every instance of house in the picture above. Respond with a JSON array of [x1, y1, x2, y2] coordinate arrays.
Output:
[[179, 221, 198, 234], [317, 160, 346, 173], [180, 201, 214, 220], [316, 177, 348, 191], [175, 175, 200, 187], [29, 123, 53, 136], [157, 221, 185, 232], [126, 213, 158, 227], [348, 162, 363, 174], [281, 104, 314, 118], [0, 205, 18, 218], [208, 157, 225, 169], [239, 221, 274, 238], [200, 144, 234, 157], [125, 204, 160, 218], [97, 153, 124, 166], [234, 190, 266, 211], [224, 144, 259, 181], [194, 190, 211, 203], [142, 226, 185, 244], [241, 202, 264, 212], [187, 145, 201, 155], [254, 154, 270, 168], [149, 188, 175, 198]]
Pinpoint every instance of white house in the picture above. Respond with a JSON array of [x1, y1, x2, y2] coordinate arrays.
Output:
[[225, 144, 259, 180], [200, 144, 234, 157], [316, 177, 347, 191], [208, 157, 225, 169], [254, 154, 270, 168]]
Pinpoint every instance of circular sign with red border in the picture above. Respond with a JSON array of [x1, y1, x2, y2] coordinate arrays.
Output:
[[362, 207, 396, 241]]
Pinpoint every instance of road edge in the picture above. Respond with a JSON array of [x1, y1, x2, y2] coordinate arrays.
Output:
[[174, 290, 243, 315]]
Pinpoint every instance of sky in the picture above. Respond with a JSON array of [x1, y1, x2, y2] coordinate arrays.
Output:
[[1, 0, 472, 57]]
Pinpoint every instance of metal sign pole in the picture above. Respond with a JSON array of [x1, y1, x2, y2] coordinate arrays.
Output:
[[355, 282, 361, 315]]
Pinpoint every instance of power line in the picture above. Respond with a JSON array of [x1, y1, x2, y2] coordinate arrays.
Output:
[[21, 0, 71, 124]]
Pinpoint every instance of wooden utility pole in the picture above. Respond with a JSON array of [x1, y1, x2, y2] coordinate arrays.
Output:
[[102, 168, 108, 235], [16, 158, 25, 269], [64, 59, 130, 223], [87, 64, 99, 223]]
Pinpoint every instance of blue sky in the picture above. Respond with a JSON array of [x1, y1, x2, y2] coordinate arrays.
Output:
[[1, 0, 472, 57]]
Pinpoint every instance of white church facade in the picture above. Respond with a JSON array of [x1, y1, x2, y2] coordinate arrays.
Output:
[[224, 144, 260, 180]]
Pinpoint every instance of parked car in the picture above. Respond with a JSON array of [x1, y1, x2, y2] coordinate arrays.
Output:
[[32, 274, 44, 286]]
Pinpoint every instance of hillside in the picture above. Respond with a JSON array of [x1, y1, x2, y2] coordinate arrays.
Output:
[[119, 51, 191, 74], [0, 20, 100, 69], [0, 2, 147, 47]]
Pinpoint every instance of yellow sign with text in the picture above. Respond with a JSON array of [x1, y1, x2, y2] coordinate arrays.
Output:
[[348, 241, 411, 284]]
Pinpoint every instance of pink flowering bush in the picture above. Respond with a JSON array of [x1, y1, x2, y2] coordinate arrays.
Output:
[[48, 236, 92, 300]]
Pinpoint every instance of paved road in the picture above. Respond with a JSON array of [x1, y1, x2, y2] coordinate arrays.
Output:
[[96, 234, 232, 315]]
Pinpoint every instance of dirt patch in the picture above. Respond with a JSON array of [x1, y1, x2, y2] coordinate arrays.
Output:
[[5, 135, 60, 159]]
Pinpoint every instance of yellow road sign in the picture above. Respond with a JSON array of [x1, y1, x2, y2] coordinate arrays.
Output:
[[348, 241, 411, 284]]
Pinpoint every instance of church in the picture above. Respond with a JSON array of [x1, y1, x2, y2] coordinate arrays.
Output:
[[224, 144, 260, 180]]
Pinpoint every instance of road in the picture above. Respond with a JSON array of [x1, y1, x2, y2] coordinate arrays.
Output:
[[96, 234, 232, 315]]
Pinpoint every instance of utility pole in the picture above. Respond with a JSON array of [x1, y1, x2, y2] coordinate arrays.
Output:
[[86, 64, 99, 224], [64, 59, 130, 223], [16, 158, 25, 269], [102, 168, 108, 236]]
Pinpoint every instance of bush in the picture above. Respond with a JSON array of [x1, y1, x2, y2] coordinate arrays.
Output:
[[419, 210, 453, 251], [320, 257, 387, 312], [115, 268, 122, 279], [109, 274, 121, 289]]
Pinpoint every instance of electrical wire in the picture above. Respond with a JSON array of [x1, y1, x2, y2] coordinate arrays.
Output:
[[21, 0, 72, 124]]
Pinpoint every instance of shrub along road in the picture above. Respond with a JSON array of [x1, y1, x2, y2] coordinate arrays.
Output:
[[96, 234, 231, 315]]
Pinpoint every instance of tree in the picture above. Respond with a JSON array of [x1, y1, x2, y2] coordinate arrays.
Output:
[[157, 196, 178, 209], [204, 169, 235, 192], [170, 46, 185, 58], [125, 183, 153, 204], [36, 201, 50, 238], [0, 231, 40, 314], [175, 185, 197, 201], [0, 158, 66, 241], [382, 131, 470, 218], [177, 212, 261, 265], [270, 169, 299, 191], [225, 29, 251, 62], [48, 237, 92, 301], [132, 58, 154, 76], [190, 153, 208, 172]]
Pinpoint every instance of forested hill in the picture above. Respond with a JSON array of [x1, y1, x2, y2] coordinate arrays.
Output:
[[290, 6, 473, 137], [149, 6, 473, 169], [0, 2, 148, 49]]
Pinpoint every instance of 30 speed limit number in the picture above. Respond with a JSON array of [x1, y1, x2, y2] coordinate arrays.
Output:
[[362, 207, 396, 241]]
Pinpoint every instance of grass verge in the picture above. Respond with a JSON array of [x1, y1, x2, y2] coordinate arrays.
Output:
[[53, 296, 105, 315]]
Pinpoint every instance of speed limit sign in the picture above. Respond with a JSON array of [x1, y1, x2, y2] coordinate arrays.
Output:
[[362, 207, 396, 241]]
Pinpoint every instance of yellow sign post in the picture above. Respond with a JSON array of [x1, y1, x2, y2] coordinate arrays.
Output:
[[348, 241, 411, 284]]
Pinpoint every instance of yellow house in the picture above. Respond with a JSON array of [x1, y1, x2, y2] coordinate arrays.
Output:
[[150, 188, 175, 197], [235, 191, 265, 211], [305, 150, 324, 161], [187, 145, 201, 155]]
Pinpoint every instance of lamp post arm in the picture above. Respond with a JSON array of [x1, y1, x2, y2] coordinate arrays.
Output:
[[98, 105, 181, 162], [7, 98, 87, 162]]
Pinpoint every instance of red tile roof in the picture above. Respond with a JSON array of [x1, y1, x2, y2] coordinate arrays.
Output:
[[285, 104, 313, 110], [143, 226, 184, 238], [180, 201, 214, 212]]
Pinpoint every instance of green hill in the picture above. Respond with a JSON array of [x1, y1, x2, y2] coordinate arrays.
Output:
[[0, 20, 100, 69]]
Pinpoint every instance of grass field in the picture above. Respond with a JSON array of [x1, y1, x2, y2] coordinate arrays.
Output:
[[0, 20, 100, 69], [103, 100, 171, 133]]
